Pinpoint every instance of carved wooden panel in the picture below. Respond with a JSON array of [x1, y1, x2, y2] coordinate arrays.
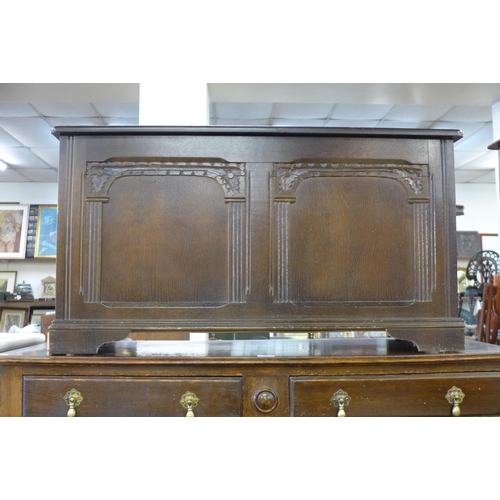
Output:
[[83, 160, 248, 306], [272, 162, 435, 304]]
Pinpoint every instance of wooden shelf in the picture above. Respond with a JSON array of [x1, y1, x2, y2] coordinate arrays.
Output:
[[1, 300, 55, 309]]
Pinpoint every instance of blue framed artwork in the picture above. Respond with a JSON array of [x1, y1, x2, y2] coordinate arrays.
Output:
[[34, 205, 58, 258]]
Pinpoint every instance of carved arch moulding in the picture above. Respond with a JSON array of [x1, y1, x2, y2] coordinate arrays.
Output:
[[273, 161, 430, 202], [85, 160, 246, 199]]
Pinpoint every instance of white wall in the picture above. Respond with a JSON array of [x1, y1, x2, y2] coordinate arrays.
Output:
[[0, 182, 57, 205], [455, 183, 499, 234], [0, 182, 57, 298], [455, 182, 499, 267]]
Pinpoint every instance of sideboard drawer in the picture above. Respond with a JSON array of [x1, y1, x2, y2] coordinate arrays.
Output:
[[290, 373, 500, 417], [22, 376, 242, 417]]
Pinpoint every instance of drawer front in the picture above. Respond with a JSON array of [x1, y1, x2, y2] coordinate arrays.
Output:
[[291, 373, 500, 417], [23, 377, 242, 417]]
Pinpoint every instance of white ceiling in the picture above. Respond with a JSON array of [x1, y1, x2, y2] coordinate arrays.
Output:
[[1, 83, 499, 184]]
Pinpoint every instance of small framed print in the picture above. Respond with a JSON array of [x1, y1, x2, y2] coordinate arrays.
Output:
[[0, 308, 28, 332], [456, 231, 481, 259], [0, 204, 29, 259], [34, 205, 57, 258], [0, 271, 17, 294]]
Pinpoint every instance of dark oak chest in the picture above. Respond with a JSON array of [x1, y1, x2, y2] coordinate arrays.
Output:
[[48, 126, 464, 355]]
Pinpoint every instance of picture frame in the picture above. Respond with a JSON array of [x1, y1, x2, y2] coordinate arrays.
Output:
[[0, 308, 28, 332], [0, 204, 30, 259], [456, 231, 481, 259], [480, 233, 500, 254], [0, 271, 17, 294], [29, 308, 55, 328], [25, 204, 39, 258], [34, 205, 58, 258]]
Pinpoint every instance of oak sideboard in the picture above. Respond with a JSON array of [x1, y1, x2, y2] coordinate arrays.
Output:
[[2, 338, 500, 417]]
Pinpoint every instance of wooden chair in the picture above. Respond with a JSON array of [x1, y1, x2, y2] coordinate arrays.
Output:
[[460, 250, 500, 326], [476, 275, 500, 344]]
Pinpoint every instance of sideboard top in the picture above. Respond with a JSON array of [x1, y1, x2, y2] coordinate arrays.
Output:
[[1, 339, 500, 365], [51, 125, 463, 142]]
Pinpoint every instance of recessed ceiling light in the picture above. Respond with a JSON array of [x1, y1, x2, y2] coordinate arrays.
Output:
[[0, 160, 7, 171]]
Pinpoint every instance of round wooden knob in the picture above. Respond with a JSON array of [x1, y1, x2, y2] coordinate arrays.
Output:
[[253, 388, 279, 413]]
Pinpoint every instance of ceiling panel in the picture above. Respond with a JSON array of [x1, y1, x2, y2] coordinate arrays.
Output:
[[0, 168, 34, 181], [330, 103, 393, 120], [211, 117, 271, 126], [0, 128, 23, 148], [273, 103, 334, 119], [32, 102, 98, 117], [457, 151, 498, 170], [0, 103, 39, 117], [0, 83, 499, 185], [433, 121, 486, 139], [383, 104, 453, 121], [212, 102, 273, 119], [454, 170, 492, 183], [455, 123, 494, 151], [454, 150, 488, 168], [0, 117, 58, 148], [30, 147, 60, 168], [440, 105, 492, 122], [45, 117, 104, 127], [93, 102, 139, 117], [206, 83, 500, 106], [102, 116, 140, 126], [326, 119, 382, 128], [378, 120, 435, 129], [18, 168, 58, 182], [0, 146, 53, 168], [469, 170, 496, 183], [271, 118, 327, 127]]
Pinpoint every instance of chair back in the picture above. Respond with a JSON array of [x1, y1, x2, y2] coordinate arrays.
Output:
[[466, 250, 500, 293]]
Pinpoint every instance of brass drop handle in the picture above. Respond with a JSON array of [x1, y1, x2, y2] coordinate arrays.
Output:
[[180, 391, 200, 417], [63, 388, 84, 417], [445, 386, 465, 417], [331, 389, 351, 417]]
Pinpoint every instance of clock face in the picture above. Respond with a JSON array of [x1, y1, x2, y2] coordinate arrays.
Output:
[[44, 283, 55, 294]]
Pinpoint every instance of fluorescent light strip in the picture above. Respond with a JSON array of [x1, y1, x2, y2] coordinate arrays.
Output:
[[0, 160, 7, 171]]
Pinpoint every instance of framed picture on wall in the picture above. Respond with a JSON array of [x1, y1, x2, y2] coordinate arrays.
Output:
[[34, 205, 58, 258], [456, 231, 481, 259], [0, 204, 29, 259]]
